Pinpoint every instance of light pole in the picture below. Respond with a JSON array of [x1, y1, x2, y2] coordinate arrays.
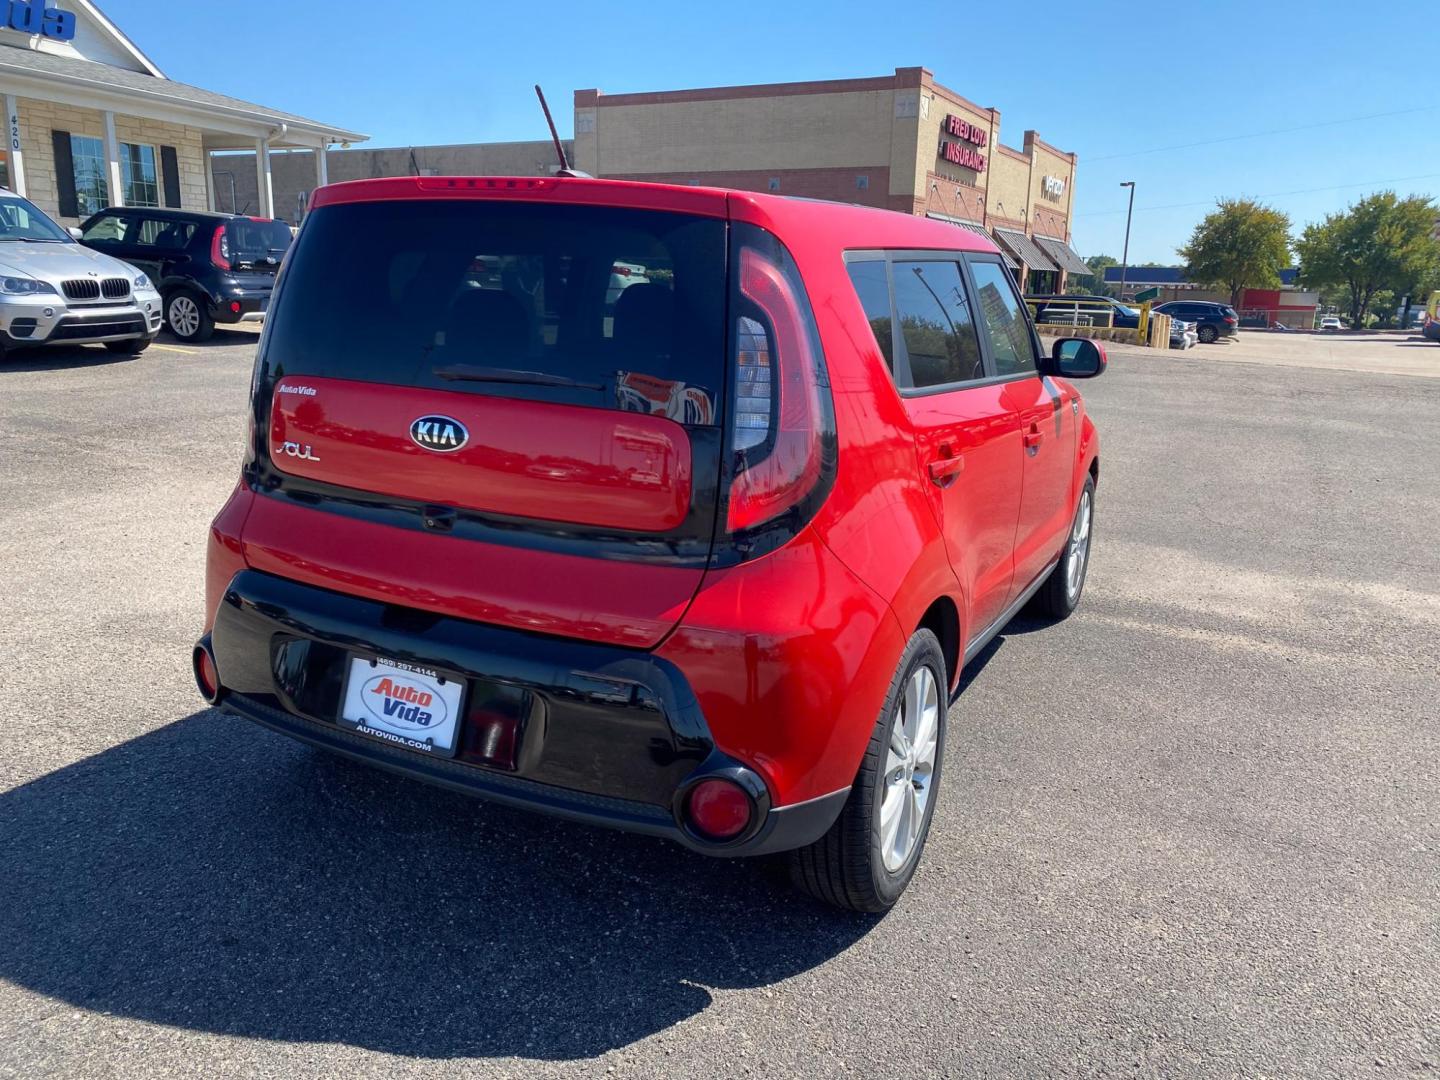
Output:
[[1118, 181, 1136, 299]]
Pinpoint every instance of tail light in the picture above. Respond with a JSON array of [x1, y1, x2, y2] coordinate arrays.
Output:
[[724, 227, 835, 545], [211, 224, 231, 271]]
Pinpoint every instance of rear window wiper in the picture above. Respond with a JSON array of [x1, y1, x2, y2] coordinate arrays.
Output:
[[433, 364, 604, 392]]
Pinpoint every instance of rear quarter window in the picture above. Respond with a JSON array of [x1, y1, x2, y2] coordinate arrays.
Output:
[[844, 259, 895, 372]]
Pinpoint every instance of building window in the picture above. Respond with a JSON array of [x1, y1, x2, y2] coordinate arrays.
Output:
[[70, 134, 109, 217], [767, 177, 780, 191], [119, 143, 160, 208], [856, 175, 870, 191]]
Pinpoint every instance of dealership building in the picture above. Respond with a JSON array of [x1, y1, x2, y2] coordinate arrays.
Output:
[[0, 0, 361, 226]]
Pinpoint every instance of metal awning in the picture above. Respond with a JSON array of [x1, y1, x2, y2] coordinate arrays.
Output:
[[924, 212, 1019, 269], [1035, 236, 1092, 276], [992, 228, 1057, 273], [927, 213, 1019, 269], [987, 235, 1020, 270]]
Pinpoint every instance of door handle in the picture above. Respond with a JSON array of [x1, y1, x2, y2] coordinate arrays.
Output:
[[1023, 423, 1043, 451], [928, 454, 965, 486]]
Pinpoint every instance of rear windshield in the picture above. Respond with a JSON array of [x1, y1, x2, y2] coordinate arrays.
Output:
[[225, 218, 293, 264], [264, 200, 726, 422]]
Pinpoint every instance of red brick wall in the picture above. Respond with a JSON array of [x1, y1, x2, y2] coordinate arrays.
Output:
[[923, 171, 985, 222]]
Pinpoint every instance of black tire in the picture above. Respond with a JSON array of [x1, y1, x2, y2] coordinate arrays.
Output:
[[165, 290, 214, 343], [1028, 474, 1096, 621], [105, 337, 151, 356], [788, 628, 947, 913], [1197, 324, 1218, 344]]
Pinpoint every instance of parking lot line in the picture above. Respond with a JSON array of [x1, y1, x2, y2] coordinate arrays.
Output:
[[152, 344, 199, 355]]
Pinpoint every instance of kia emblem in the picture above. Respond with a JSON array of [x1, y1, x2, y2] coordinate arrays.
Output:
[[409, 415, 468, 453]]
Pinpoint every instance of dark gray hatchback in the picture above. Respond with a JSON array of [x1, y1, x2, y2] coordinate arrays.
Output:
[[78, 207, 292, 341]]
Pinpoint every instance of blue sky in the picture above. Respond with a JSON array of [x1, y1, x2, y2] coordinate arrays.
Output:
[[101, 0, 1437, 265]]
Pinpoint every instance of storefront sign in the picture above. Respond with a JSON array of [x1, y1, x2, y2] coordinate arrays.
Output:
[[1041, 175, 1066, 199], [4, 1, 76, 41], [938, 114, 987, 173]]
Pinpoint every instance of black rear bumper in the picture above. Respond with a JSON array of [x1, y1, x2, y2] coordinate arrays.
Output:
[[206, 570, 846, 857]]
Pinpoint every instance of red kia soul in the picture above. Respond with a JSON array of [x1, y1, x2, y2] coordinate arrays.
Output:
[[196, 176, 1103, 912]]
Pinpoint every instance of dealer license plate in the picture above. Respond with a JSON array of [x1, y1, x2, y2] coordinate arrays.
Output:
[[338, 655, 465, 758]]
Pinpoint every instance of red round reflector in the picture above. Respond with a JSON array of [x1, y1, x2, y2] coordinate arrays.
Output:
[[194, 647, 219, 701], [685, 779, 752, 841], [230, 301, 242, 314]]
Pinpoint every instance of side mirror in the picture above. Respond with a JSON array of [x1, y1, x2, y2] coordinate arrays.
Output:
[[67, 226, 84, 241], [1046, 337, 1107, 379]]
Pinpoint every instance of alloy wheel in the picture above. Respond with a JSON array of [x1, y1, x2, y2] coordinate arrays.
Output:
[[1065, 489, 1092, 602], [880, 664, 940, 872], [168, 295, 201, 339]]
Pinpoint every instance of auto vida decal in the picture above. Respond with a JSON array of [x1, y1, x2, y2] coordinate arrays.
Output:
[[410, 415, 469, 453], [361, 674, 448, 731]]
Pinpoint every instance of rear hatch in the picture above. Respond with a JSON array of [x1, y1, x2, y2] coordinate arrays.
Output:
[[222, 217, 292, 286], [242, 190, 728, 648]]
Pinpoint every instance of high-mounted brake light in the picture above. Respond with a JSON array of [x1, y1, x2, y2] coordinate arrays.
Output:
[[726, 245, 827, 533], [211, 225, 231, 271]]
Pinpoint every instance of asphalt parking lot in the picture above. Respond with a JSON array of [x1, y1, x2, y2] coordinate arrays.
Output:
[[1, 329, 1437, 1079]]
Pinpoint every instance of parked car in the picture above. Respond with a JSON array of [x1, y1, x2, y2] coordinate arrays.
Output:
[[194, 176, 1105, 912], [1152, 300, 1238, 343], [1170, 318, 1198, 349], [1027, 293, 1140, 329], [1422, 314, 1440, 343], [0, 188, 160, 359], [1320, 315, 1343, 331], [78, 207, 293, 342]]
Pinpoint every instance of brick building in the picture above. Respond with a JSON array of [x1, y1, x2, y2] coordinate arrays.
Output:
[[0, 0, 361, 226], [573, 67, 1091, 292]]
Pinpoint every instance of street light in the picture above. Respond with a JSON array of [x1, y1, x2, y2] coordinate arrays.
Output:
[[1118, 181, 1136, 299]]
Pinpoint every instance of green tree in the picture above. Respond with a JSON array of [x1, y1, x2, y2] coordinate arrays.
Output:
[[1068, 254, 1117, 296], [1179, 199, 1292, 309], [1295, 192, 1440, 327]]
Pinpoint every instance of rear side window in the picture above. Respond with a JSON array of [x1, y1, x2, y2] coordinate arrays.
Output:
[[891, 260, 984, 388], [265, 200, 726, 421], [844, 259, 894, 371], [135, 218, 194, 249], [969, 260, 1038, 377]]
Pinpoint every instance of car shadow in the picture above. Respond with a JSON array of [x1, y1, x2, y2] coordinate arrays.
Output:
[[160, 325, 262, 349], [950, 613, 1052, 700], [0, 344, 139, 371], [0, 711, 875, 1061]]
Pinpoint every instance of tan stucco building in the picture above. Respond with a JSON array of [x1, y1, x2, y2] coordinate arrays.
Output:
[[573, 67, 1090, 291], [0, 0, 362, 226]]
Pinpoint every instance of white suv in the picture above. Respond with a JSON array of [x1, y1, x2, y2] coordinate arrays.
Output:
[[0, 189, 161, 359]]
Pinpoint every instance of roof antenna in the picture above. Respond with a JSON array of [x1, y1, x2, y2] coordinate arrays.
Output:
[[535, 84, 589, 178]]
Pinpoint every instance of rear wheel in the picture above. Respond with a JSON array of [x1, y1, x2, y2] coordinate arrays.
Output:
[[1197, 324, 1218, 344], [105, 337, 151, 356], [166, 291, 214, 343], [1029, 475, 1095, 620], [788, 628, 946, 912]]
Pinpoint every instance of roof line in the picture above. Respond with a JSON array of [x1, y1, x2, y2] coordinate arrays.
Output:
[[72, 0, 166, 79], [0, 57, 367, 141]]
